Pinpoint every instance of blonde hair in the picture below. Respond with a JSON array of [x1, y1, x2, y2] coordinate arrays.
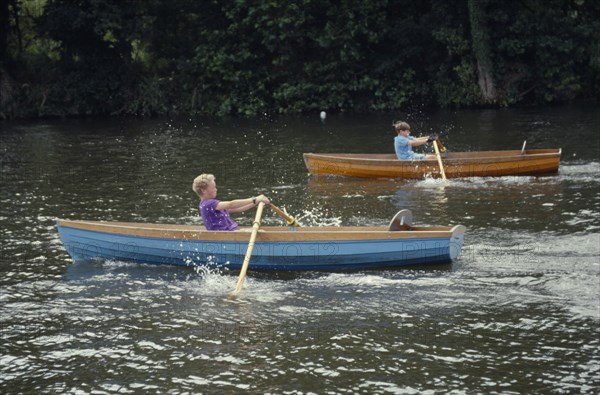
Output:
[[192, 173, 215, 197], [393, 121, 411, 131]]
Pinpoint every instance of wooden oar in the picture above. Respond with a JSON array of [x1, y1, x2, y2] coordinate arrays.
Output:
[[270, 203, 300, 227], [230, 201, 265, 297], [435, 137, 447, 153], [433, 140, 447, 181]]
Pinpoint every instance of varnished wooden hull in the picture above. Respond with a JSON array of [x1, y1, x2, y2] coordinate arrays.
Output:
[[56, 219, 466, 270], [303, 149, 561, 179]]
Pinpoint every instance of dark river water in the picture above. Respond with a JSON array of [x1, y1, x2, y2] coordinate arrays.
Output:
[[1, 104, 599, 394]]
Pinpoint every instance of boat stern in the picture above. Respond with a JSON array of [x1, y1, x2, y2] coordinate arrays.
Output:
[[449, 225, 466, 260]]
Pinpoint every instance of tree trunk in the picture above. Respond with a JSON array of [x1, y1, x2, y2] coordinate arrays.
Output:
[[0, 0, 9, 64], [468, 0, 497, 103]]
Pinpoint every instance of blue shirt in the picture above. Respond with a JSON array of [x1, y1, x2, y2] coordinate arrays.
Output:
[[394, 135, 425, 160], [395, 135, 415, 159]]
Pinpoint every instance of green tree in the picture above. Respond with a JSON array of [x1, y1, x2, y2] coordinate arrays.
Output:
[[32, 0, 155, 116], [487, 0, 599, 104], [1, 0, 598, 119]]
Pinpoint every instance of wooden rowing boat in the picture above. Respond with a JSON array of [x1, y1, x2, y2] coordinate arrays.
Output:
[[303, 148, 561, 179], [56, 210, 466, 270]]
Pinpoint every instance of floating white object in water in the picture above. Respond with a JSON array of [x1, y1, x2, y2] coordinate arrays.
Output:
[[320, 111, 326, 121]]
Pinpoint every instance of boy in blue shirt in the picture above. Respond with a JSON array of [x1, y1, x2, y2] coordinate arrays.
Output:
[[393, 121, 437, 160]]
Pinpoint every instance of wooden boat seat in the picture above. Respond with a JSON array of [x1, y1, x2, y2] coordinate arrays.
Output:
[[388, 209, 413, 231]]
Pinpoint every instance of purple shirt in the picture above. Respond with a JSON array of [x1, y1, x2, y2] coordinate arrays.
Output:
[[199, 199, 239, 231]]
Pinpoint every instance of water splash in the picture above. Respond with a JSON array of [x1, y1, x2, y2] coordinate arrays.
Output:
[[559, 162, 600, 182], [296, 208, 342, 227], [415, 174, 452, 188]]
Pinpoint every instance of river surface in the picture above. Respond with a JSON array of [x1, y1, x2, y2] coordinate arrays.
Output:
[[1, 105, 599, 394]]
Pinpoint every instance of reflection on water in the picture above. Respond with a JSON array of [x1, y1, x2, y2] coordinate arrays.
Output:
[[1, 105, 599, 393]]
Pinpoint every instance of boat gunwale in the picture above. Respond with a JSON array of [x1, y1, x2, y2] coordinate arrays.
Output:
[[57, 219, 464, 242]]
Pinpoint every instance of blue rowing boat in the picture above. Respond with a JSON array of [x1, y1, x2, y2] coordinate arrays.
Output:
[[56, 210, 466, 270]]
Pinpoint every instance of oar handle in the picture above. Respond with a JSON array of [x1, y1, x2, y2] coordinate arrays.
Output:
[[270, 203, 300, 227]]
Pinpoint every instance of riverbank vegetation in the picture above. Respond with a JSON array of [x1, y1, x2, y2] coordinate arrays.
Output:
[[1, 0, 598, 119]]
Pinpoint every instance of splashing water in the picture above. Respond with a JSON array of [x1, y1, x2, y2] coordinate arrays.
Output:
[[296, 207, 342, 226]]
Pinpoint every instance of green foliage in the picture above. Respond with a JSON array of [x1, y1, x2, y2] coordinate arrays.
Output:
[[488, 0, 600, 104], [1, 0, 598, 119]]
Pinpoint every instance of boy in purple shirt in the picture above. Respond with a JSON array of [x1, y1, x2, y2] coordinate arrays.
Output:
[[192, 174, 270, 230]]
